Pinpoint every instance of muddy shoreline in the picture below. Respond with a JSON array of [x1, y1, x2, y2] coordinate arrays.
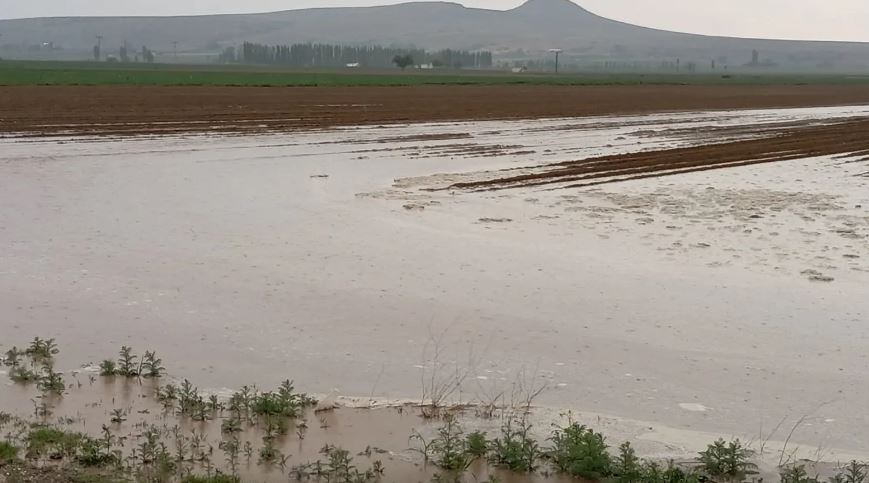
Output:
[[5, 84, 869, 137]]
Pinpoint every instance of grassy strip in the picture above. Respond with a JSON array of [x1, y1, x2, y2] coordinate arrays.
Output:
[[3, 60, 869, 87]]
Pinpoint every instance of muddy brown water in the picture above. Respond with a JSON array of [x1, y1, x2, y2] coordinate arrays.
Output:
[[0, 373, 575, 483], [1, 105, 869, 473]]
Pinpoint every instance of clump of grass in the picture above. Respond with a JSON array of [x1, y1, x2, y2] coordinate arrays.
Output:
[[23, 425, 118, 468], [697, 438, 757, 480], [489, 418, 539, 473], [26, 427, 85, 459], [0, 440, 19, 464], [546, 420, 611, 479]]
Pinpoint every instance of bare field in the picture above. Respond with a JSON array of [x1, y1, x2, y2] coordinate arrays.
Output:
[[5, 84, 869, 137]]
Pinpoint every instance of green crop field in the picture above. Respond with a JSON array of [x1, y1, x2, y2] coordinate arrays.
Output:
[[2, 60, 869, 87]]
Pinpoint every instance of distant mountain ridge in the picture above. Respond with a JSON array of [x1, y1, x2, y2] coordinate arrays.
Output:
[[2, 0, 868, 71]]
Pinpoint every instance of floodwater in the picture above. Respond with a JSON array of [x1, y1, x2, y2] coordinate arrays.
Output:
[[2, 106, 869, 467]]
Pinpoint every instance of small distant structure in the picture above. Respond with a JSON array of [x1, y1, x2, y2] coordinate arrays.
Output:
[[549, 48, 563, 73], [345, 62, 360, 68], [418, 63, 434, 70], [512, 66, 528, 73], [751, 49, 760, 66]]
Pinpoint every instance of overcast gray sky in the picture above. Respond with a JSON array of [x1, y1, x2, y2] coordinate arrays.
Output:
[[1, 0, 866, 42]]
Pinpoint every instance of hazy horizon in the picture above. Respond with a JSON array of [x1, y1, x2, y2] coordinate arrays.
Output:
[[0, 0, 867, 43]]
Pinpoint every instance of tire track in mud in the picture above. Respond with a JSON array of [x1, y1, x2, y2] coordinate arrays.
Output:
[[446, 118, 869, 191]]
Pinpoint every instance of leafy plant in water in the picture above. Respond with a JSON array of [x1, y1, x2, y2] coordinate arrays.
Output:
[[142, 350, 165, 377], [117, 346, 138, 377], [26, 337, 59, 360], [221, 414, 242, 434], [9, 366, 39, 384], [466, 431, 488, 458], [489, 417, 539, 473], [219, 435, 240, 476], [178, 379, 200, 414], [75, 433, 119, 467], [411, 413, 472, 471], [251, 380, 316, 418], [26, 426, 90, 460], [99, 359, 117, 376], [780, 464, 821, 483], [697, 439, 757, 480], [258, 434, 279, 464], [3, 347, 24, 367], [612, 441, 642, 482], [830, 461, 868, 483], [639, 460, 701, 483], [110, 408, 126, 424], [37, 362, 65, 393], [137, 426, 162, 465], [547, 420, 611, 480]]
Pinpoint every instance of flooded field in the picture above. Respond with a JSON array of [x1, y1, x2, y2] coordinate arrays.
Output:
[[2, 105, 869, 476]]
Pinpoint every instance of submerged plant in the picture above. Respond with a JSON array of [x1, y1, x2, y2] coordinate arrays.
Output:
[[466, 431, 488, 458], [3, 347, 25, 367], [9, 366, 39, 384], [411, 413, 472, 471], [780, 464, 821, 483], [490, 418, 539, 473], [829, 461, 867, 483], [99, 359, 117, 376], [26, 337, 59, 360], [117, 346, 138, 377], [251, 380, 316, 418], [142, 350, 165, 378], [37, 363, 65, 393]]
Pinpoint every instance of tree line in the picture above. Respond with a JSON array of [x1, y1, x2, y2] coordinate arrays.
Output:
[[220, 42, 493, 69]]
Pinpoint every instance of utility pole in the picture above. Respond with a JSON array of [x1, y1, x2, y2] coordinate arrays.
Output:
[[173, 41, 178, 60], [549, 48, 563, 74], [95, 35, 103, 61]]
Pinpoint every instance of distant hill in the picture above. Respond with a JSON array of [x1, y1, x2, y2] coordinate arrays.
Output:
[[2, 0, 869, 72]]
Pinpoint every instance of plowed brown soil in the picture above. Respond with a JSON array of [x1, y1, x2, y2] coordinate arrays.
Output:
[[3, 84, 869, 137], [448, 118, 869, 190]]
